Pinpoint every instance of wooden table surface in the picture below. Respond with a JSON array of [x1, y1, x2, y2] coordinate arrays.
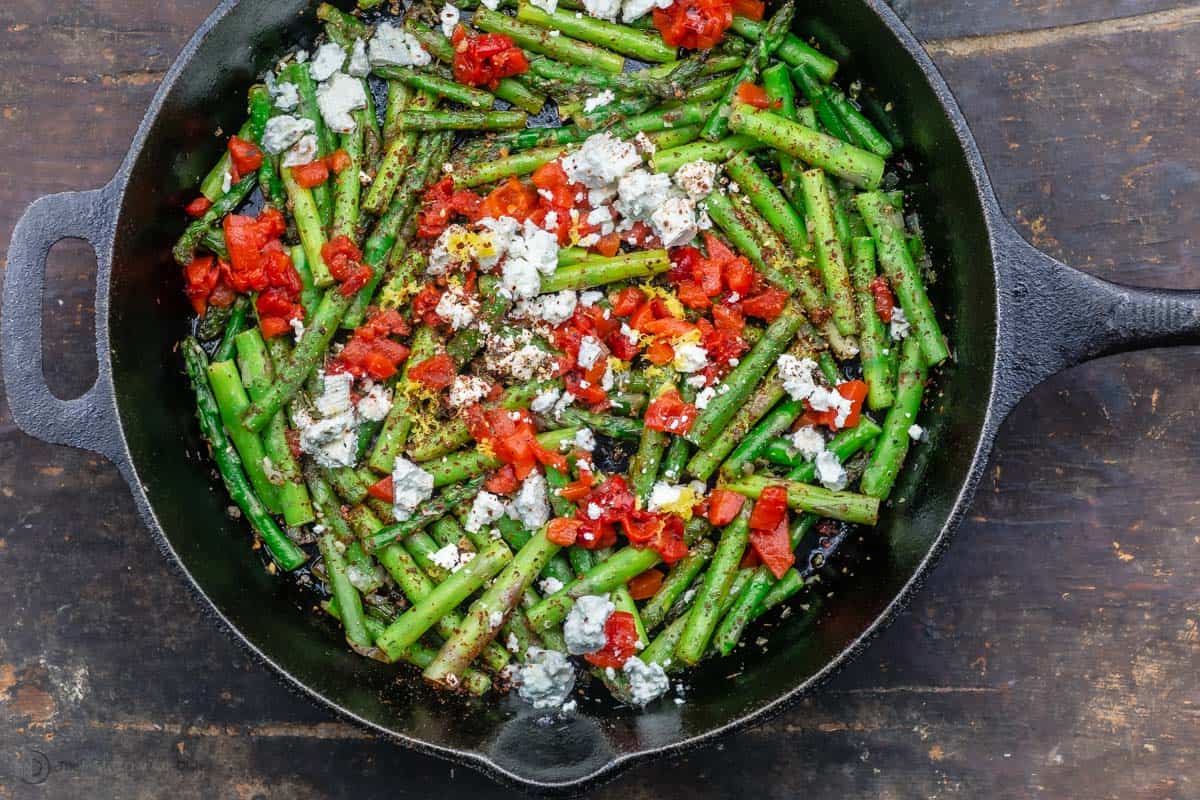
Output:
[[1, 1, 1198, 797]]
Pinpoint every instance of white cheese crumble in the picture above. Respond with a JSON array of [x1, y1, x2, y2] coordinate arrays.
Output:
[[294, 372, 358, 468], [439, 3, 461, 37], [561, 133, 641, 189], [579, 289, 604, 307], [695, 386, 716, 410], [583, 89, 616, 113], [650, 196, 699, 248], [269, 81, 300, 111], [777, 354, 821, 402], [369, 22, 432, 68], [514, 289, 577, 326], [808, 385, 853, 429], [465, 491, 507, 533], [577, 335, 604, 370], [434, 284, 478, 330], [908, 423, 925, 441], [621, 0, 673, 22], [316, 72, 367, 134], [622, 656, 670, 705], [261, 115, 315, 155], [615, 169, 673, 222], [282, 134, 319, 167], [647, 481, 683, 512], [391, 457, 435, 521], [447, 374, 491, 409], [531, 387, 562, 415], [530, 0, 558, 10], [673, 159, 718, 200], [430, 543, 465, 571], [581, 0, 621, 21], [573, 428, 597, 452], [890, 306, 911, 340], [814, 450, 848, 491], [539, 576, 565, 595], [310, 42, 346, 83], [356, 382, 393, 422], [515, 648, 575, 709], [347, 39, 370, 78], [563, 594, 615, 654], [672, 342, 708, 374], [479, 0, 501, 9], [507, 471, 551, 529], [791, 426, 826, 461]]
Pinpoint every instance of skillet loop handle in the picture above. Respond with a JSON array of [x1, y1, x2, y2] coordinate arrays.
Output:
[[1, 185, 124, 465], [995, 225, 1200, 419]]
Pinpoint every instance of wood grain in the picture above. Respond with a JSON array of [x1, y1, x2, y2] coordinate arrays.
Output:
[[1, 1, 1198, 798]]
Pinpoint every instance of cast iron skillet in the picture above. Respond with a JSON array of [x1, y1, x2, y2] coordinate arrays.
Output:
[[4, 0, 1200, 791]]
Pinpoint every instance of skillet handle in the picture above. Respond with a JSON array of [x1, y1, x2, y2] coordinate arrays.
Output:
[[1, 184, 125, 466], [993, 222, 1200, 420]]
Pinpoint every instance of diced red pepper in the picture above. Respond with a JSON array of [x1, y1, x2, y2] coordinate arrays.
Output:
[[707, 488, 746, 526], [627, 568, 664, 601], [485, 464, 520, 494], [676, 280, 711, 309], [451, 27, 530, 90], [185, 196, 212, 218], [644, 389, 697, 434], [584, 611, 640, 668], [367, 476, 395, 503], [321, 235, 373, 297], [228, 135, 264, 175], [259, 316, 292, 339], [612, 287, 646, 316], [748, 484, 788, 531], [291, 159, 329, 188], [732, 0, 764, 19], [735, 82, 772, 109], [325, 148, 352, 174], [183, 254, 220, 316], [645, 338, 675, 366], [478, 176, 537, 222], [749, 515, 794, 579], [869, 276, 896, 323], [741, 287, 789, 320], [408, 353, 457, 390], [653, 0, 734, 49], [547, 517, 583, 547]]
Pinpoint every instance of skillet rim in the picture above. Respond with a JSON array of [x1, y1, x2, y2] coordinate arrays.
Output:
[[100, 0, 1013, 789]]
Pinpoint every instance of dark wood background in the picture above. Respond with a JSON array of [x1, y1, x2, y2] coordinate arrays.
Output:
[[2, 1, 1198, 797]]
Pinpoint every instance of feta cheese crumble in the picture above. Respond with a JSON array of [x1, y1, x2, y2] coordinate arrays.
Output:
[[777, 354, 821, 402], [581, 0, 622, 21], [531, 387, 562, 415], [673, 159, 718, 200], [294, 372, 358, 468], [369, 22, 432, 68], [281, 134, 318, 167], [434, 284, 479, 330], [391, 457, 435, 521], [790, 426, 826, 461], [577, 336, 604, 370], [465, 491, 507, 533], [261, 115, 315, 155], [347, 39, 370, 78], [615, 169, 673, 222], [561, 133, 641, 189], [447, 374, 491, 409], [310, 41, 346, 83], [650, 196, 699, 248], [908, 424, 925, 441], [507, 471, 550, 529], [316, 72, 368, 134], [622, 656, 670, 705], [356, 382, 393, 422], [890, 306, 911, 340], [672, 342, 709, 373], [563, 594, 615, 655], [515, 648, 576, 709], [439, 3, 461, 37], [814, 450, 848, 491], [583, 89, 617, 113], [573, 428, 597, 452], [539, 576, 565, 595]]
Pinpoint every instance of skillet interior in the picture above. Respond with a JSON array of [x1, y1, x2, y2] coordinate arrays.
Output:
[[107, 0, 997, 785]]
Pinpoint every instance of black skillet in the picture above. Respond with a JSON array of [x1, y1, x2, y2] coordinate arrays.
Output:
[[4, 0, 1199, 791]]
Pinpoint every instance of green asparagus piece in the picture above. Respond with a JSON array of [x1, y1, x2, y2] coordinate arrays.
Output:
[[515, 3, 675, 63], [700, 0, 794, 141], [722, 474, 880, 525], [473, 7, 625, 73], [675, 504, 751, 664], [800, 168, 857, 336], [539, 250, 671, 292], [729, 105, 885, 190], [393, 110, 527, 131], [784, 417, 882, 482], [640, 538, 714, 631], [856, 192, 950, 366], [182, 338, 306, 570], [861, 335, 927, 498], [849, 237, 896, 409], [728, 16, 838, 83]]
